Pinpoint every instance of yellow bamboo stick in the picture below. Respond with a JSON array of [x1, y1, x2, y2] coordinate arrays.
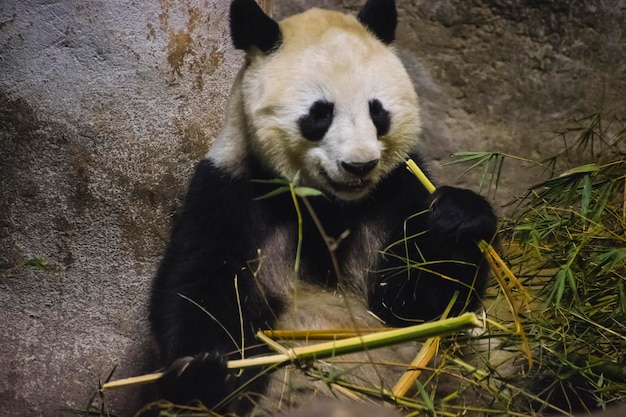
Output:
[[391, 336, 440, 397]]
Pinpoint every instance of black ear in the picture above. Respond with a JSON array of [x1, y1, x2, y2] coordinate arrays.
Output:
[[357, 0, 397, 44], [230, 0, 282, 53]]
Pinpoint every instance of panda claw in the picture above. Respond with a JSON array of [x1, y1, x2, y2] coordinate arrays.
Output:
[[157, 352, 231, 407]]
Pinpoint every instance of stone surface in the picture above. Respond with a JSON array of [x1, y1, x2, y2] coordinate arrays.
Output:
[[1, 0, 625, 416], [0, 0, 241, 415]]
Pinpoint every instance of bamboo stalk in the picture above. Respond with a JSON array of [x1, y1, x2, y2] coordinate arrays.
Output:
[[391, 287, 458, 397], [391, 336, 440, 397], [101, 313, 481, 391], [262, 328, 390, 340], [274, 313, 480, 359], [407, 159, 437, 194]]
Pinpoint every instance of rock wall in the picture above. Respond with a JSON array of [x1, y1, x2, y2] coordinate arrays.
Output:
[[1, 0, 624, 416], [0, 0, 242, 415], [399, 0, 626, 162]]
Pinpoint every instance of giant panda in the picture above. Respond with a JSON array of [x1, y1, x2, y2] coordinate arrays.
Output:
[[148, 0, 497, 415]]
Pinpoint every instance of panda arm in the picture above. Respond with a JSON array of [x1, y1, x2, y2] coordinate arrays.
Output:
[[149, 159, 279, 405], [369, 160, 497, 325]]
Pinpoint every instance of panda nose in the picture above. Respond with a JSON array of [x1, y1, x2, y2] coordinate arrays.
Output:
[[341, 159, 379, 176]]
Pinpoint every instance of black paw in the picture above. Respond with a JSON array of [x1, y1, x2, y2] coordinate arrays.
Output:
[[157, 352, 232, 407], [429, 186, 497, 244]]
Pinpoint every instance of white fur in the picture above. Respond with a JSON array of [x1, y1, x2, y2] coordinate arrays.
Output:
[[255, 286, 419, 415]]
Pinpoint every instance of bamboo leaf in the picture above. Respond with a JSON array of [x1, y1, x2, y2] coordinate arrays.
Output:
[[446, 151, 496, 165], [566, 267, 580, 305], [252, 178, 291, 185], [552, 268, 567, 307], [559, 163, 600, 177], [255, 186, 290, 200], [619, 280, 626, 315], [415, 380, 435, 413], [294, 186, 324, 197], [581, 174, 592, 221], [591, 180, 613, 223], [595, 248, 626, 275]]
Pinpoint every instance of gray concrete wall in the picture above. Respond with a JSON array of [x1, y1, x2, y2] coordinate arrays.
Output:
[[1, 1, 625, 416], [1, 0, 241, 415]]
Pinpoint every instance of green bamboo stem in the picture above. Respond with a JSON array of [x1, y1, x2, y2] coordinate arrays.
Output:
[[262, 328, 389, 340], [101, 313, 481, 391]]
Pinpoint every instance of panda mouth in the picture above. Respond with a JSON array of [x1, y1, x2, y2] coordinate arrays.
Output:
[[320, 170, 373, 195]]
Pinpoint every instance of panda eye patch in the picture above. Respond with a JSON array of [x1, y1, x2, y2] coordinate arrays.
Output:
[[298, 100, 335, 142], [369, 99, 391, 137]]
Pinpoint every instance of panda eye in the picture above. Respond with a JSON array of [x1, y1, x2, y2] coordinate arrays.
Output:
[[298, 100, 335, 142], [369, 99, 391, 137]]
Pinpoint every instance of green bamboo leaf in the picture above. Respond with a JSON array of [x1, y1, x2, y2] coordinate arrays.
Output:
[[529, 164, 599, 193], [452, 153, 494, 176], [530, 176, 570, 190], [294, 186, 324, 197], [563, 179, 580, 215], [255, 186, 290, 200], [591, 181, 613, 223], [551, 268, 567, 307], [559, 163, 600, 177], [415, 380, 435, 412], [581, 174, 592, 220], [476, 155, 493, 194], [446, 151, 496, 164], [493, 153, 504, 195], [618, 280, 626, 315], [595, 248, 626, 275], [566, 267, 580, 304], [252, 178, 291, 185]]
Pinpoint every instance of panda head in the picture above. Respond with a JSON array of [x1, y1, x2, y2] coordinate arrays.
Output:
[[213, 0, 421, 201]]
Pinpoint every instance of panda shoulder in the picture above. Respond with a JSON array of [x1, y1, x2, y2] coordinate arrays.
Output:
[[171, 159, 258, 238]]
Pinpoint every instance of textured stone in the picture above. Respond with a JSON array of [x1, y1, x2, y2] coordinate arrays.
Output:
[[0, 0, 240, 415]]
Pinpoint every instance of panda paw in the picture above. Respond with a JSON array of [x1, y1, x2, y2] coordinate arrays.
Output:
[[157, 352, 232, 407], [429, 185, 497, 244]]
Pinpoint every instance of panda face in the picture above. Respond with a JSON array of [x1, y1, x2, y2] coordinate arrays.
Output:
[[214, 7, 421, 201]]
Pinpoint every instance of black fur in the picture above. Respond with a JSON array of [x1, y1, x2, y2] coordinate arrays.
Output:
[[357, 0, 397, 44], [298, 100, 335, 142], [369, 99, 391, 136], [149, 152, 496, 409], [230, 0, 282, 53]]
